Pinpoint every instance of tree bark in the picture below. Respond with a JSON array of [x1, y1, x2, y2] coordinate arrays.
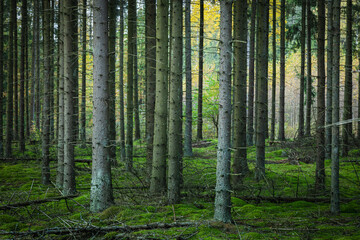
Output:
[[270, 0, 276, 142], [305, 0, 312, 136], [134, 19, 141, 141], [119, 0, 125, 163], [214, 0, 232, 223], [197, 0, 204, 140], [278, 0, 285, 141], [14, 0, 19, 142], [255, 0, 269, 180], [247, 0, 256, 146], [90, 0, 114, 213], [315, 0, 325, 191], [232, 0, 248, 185], [150, 0, 169, 194], [298, 0, 306, 138], [184, 0, 193, 157], [331, 0, 340, 215], [341, 0, 352, 157], [168, 0, 183, 204], [63, 0, 78, 196], [0, 0, 4, 156], [80, 0, 87, 146]]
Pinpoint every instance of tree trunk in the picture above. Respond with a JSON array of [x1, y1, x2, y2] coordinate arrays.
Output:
[[108, 0, 117, 164], [305, 0, 312, 136], [6, 0, 16, 157], [35, 0, 40, 131], [298, 0, 306, 138], [14, 1, 18, 142], [134, 19, 141, 141], [315, 0, 325, 191], [80, 0, 86, 145], [184, 0, 192, 157], [150, 0, 169, 194], [197, 0, 204, 140], [0, 0, 4, 156], [119, 0, 125, 163], [63, 0, 78, 196], [232, 0, 248, 185], [49, 0, 55, 142], [168, 0, 183, 204], [342, 0, 352, 157], [56, 0, 65, 189], [126, 0, 136, 171], [90, 0, 114, 213], [25, 12, 29, 139], [247, 0, 256, 146], [255, 0, 269, 180], [42, 0, 51, 185], [358, 25, 360, 141], [270, 0, 276, 142], [214, 0, 232, 223], [331, 0, 340, 215], [278, 0, 285, 141]]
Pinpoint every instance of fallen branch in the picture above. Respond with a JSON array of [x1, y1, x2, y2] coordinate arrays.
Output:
[[0, 221, 199, 236], [0, 195, 79, 210]]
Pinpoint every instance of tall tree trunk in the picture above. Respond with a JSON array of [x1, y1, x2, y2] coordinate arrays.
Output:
[[35, 0, 40, 131], [315, 0, 325, 191], [197, 0, 204, 140], [232, 0, 248, 185], [184, 0, 192, 157], [255, 0, 269, 180], [63, 0, 78, 196], [325, 0, 333, 158], [305, 0, 312, 136], [56, 0, 65, 188], [247, 0, 256, 146], [278, 0, 285, 141], [108, 0, 117, 163], [134, 18, 141, 141], [270, 0, 276, 141], [90, 0, 114, 213], [342, 0, 352, 157], [150, 0, 169, 194], [49, 0, 55, 141], [19, 0, 27, 153], [358, 25, 360, 141], [14, 1, 18, 141], [214, 0, 232, 223], [145, 0, 156, 172], [119, 0, 125, 163], [80, 0, 86, 145], [168, 0, 183, 204], [42, 0, 51, 185], [298, 0, 306, 138], [30, 0, 37, 132], [126, 0, 136, 171], [0, 0, 4, 156], [6, 0, 15, 157], [331, 0, 340, 215], [25, 12, 29, 139]]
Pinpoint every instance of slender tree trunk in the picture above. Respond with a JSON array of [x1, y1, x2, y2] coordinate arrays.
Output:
[[35, 0, 40, 131], [50, 0, 55, 141], [232, 0, 248, 185], [56, 0, 65, 189], [6, 0, 15, 157], [298, 0, 306, 138], [30, 0, 37, 132], [315, 0, 325, 191], [19, 0, 27, 153], [90, 0, 114, 213], [342, 0, 352, 157], [119, 0, 125, 163], [25, 13, 29, 139], [63, 0, 78, 196], [108, 0, 117, 164], [42, 0, 51, 185], [184, 0, 192, 157], [255, 0, 269, 180], [247, 0, 256, 146], [214, 0, 232, 223], [150, 0, 169, 194], [80, 0, 86, 145], [305, 0, 312, 136], [331, 0, 340, 215], [0, 0, 3, 156], [325, 0, 333, 158], [134, 18, 141, 141], [278, 0, 285, 141], [358, 25, 360, 141], [145, 0, 156, 173], [197, 0, 204, 140], [126, 0, 136, 171], [168, 0, 183, 204], [14, 1, 18, 142], [270, 0, 276, 142]]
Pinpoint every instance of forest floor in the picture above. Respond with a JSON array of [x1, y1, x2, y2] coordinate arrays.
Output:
[[1, 138, 360, 239]]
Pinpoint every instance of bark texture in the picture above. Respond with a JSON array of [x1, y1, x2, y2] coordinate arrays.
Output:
[[197, 0, 204, 140], [119, 0, 125, 163], [270, 0, 276, 141], [278, 0, 285, 141], [298, 0, 306, 138], [305, 0, 312, 136]]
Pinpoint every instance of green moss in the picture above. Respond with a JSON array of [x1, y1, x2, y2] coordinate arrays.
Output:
[[232, 197, 247, 207], [341, 200, 360, 213], [0, 214, 17, 224], [99, 206, 122, 220], [287, 201, 316, 208], [103, 231, 118, 239], [0, 222, 26, 231], [242, 232, 265, 239], [348, 149, 360, 157]]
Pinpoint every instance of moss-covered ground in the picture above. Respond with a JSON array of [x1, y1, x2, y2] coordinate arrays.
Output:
[[1, 139, 360, 239]]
